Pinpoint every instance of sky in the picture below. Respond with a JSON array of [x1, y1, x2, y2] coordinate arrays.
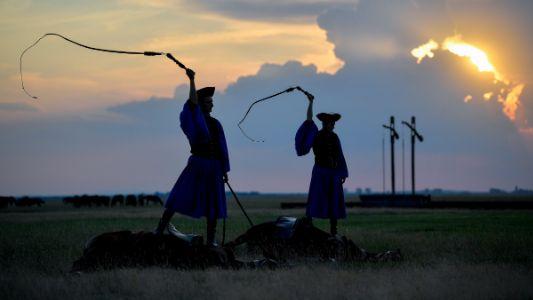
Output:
[[1, 0, 532, 196]]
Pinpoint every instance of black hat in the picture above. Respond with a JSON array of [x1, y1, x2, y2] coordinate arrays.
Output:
[[197, 87, 215, 100], [317, 113, 341, 122]]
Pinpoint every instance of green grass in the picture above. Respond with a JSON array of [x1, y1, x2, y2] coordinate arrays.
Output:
[[1, 198, 533, 299]]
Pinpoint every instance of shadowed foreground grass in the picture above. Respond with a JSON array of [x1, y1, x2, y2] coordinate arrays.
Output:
[[1, 198, 533, 299], [2, 264, 532, 299]]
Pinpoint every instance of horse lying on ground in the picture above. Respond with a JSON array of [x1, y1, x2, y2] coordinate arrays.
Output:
[[71, 230, 275, 272], [226, 216, 402, 263], [72, 216, 400, 272]]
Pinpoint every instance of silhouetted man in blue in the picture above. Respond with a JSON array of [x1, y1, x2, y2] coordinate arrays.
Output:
[[154, 67, 229, 247], [295, 95, 348, 235]]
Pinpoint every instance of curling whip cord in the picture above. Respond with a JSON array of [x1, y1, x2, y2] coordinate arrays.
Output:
[[20, 33, 186, 99], [238, 86, 314, 142]]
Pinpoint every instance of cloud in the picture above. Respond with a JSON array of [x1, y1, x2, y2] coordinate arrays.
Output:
[[518, 86, 533, 129], [316, 0, 454, 63], [192, 0, 358, 22], [108, 84, 186, 118], [0, 102, 38, 112], [185, 1, 533, 191], [117, 0, 176, 8]]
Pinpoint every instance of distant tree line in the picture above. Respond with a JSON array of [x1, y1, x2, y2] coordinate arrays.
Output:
[[489, 187, 533, 195]]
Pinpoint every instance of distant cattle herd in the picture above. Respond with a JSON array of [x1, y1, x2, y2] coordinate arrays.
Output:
[[63, 194, 163, 207], [0, 196, 45, 208], [0, 194, 163, 209]]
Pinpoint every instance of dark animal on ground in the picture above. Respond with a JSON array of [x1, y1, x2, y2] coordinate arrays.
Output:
[[226, 216, 402, 263], [95, 195, 111, 206], [15, 197, 44, 207], [140, 195, 163, 206], [111, 195, 125, 206], [0, 196, 16, 209], [63, 195, 111, 207], [63, 196, 85, 207], [125, 194, 137, 206], [71, 231, 276, 272]]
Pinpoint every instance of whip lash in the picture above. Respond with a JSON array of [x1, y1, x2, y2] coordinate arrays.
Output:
[[20, 33, 187, 99], [238, 86, 315, 142]]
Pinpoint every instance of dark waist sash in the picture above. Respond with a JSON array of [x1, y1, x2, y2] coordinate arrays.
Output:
[[191, 143, 221, 159], [314, 156, 338, 169]]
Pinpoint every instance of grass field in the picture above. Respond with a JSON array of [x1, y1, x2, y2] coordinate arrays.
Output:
[[1, 195, 533, 299]]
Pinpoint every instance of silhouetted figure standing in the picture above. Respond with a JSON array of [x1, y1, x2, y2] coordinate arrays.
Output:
[[154, 67, 229, 247], [295, 96, 348, 235]]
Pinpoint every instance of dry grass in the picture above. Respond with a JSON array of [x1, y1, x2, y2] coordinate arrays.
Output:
[[1, 196, 533, 299], [1, 264, 532, 300]]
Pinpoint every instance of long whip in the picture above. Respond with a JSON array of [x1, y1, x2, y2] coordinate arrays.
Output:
[[20, 33, 187, 99], [221, 180, 251, 247], [225, 180, 254, 227], [223, 180, 273, 258], [238, 86, 314, 142]]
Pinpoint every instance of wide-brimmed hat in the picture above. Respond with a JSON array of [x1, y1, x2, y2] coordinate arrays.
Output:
[[317, 113, 341, 122], [197, 87, 215, 100]]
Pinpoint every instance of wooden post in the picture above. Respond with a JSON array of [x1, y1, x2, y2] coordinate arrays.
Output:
[[411, 116, 416, 195], [390, 116, 396, 195], [402, 117, 424, 196]]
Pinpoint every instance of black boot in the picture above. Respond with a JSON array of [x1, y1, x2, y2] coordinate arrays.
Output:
[[206, 218, 218, 247], [154, 219, 166, 235], [154, 209, 174, 235]]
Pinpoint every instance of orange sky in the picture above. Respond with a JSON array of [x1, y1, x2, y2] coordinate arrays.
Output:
[[0, 0, 342, 117]]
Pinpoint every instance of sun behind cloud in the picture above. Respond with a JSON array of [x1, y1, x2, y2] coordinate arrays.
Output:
[[411, 35, 526, 123]]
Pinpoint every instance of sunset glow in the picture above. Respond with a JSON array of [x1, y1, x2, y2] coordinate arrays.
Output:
[[411, 35, 525, 121], [442, 36, 501, 80], [410, 39, 438, 64]]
